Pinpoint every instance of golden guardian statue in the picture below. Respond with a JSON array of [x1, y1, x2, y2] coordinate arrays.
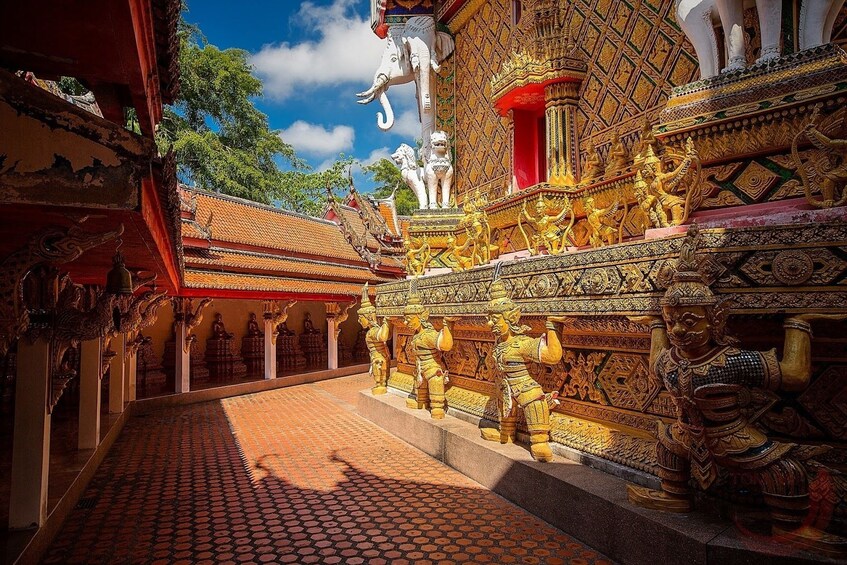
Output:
[[403, 287, 455, 419], [482, 278, 565, 462], [358, 283, 391, 395], [518, 194, 575, 255], [627, 226, 847, 555]]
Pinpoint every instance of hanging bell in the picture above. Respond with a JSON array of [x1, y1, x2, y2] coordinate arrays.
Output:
[[106, 251, 133, 295]]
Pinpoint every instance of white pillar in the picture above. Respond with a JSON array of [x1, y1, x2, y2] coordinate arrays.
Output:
[[78, 338, 102, 450], [263, 317, 276, 380], [109, 333, 126, 414], [9, 336, 51, 529], [327, 317, 338, 370], [175, 322, 190, 393], [126, 346, 137, 402]]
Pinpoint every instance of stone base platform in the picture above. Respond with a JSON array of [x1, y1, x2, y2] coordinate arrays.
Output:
[[358, 389, 839, 565]]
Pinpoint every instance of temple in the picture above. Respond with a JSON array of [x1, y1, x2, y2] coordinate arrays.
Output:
[[2, 0, 847, 563]]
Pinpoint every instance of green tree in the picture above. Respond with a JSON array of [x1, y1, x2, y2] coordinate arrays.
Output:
[[362, 158, 418, 216], [157, 21, 346, 215]]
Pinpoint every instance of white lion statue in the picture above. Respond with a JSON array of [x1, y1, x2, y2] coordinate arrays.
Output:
[[424, 130, 453, 209], [391, 144, 427, 209]]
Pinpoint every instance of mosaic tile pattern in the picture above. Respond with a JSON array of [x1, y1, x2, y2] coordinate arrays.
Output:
[[43, 374, 615, 564]]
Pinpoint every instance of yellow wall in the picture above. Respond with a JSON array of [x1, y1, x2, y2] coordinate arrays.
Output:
[[142, 298, 363, 362]]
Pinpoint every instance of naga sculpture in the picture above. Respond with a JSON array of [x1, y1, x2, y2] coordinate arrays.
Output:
[[518, 194, 575, 255], [635, 140, 701, 228], [423, 131, 454, 209], [792, 107, 847, 209], [403, 287, 454, 419], [627, 226, 847, 556], [404, 235, 432, 276], [584, 196, 625, 248], [482, 278, 565, 462], [392, 143, 427, 209], [358, 284, 391, 395]]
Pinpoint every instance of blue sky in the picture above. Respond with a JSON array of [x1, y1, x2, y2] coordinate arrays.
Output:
[[184, 0, 419, 190]]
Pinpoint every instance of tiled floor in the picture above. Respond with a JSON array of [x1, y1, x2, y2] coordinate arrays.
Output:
[[42, 373, 615, 564]]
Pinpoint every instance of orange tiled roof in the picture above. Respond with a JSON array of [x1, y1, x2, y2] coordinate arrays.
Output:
[[338, 205, 381, 250], [378, 200, 400, 235], [189, 189, 366, 263], [184, 248, 392, 283], [182, 220, 208, 241], [183, 269, 366, 297]]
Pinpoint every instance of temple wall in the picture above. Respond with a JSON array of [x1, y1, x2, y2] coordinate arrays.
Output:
[[448, 0, 700, 202]]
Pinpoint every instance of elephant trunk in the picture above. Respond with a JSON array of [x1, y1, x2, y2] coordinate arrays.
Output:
[[377, 90, 394, 131]]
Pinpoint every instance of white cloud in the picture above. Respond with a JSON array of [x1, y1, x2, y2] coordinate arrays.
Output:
[[251, 0, 386, 99], [361, 146, 391, 166], [280, 121, 355, 157]]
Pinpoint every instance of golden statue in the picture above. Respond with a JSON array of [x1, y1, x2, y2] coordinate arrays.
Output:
[[458, 189, 496, 266], [628, 226, 847, 556], [358, 283, 391, 395], [446, 233, 473, 272], [581, 142, 603, 183], [482, 278, 565, 462], [404, 235, 432, 276], [636, 140, 701, 228], [403, 287, 455, 419], [792, 107, 847, 209], [517, 193, 575, 255], [633, 171, 667, 229], [584, 196, 625, 248], [605, 131, 629, 177], [634, 117, 658, 162]]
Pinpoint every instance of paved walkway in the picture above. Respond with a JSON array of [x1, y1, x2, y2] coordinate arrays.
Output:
[[42, 373, 615, 565]]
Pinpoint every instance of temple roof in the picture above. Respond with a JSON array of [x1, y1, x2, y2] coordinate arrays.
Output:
[[179, 187, 404, 300]]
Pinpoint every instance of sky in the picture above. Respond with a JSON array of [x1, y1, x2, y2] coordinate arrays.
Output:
[[184, 0, 419, 190]]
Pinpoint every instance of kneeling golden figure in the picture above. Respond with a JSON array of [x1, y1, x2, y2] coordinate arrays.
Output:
[[482, 279, 564, 462], [402, 289, 455, 419]]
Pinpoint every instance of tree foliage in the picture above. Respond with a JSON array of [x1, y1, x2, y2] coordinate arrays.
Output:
[[362, 158, 418, 216], [157, 22, 347, 215]]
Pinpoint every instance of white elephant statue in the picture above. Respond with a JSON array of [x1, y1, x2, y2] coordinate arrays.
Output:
[[357, 16, 455, 159], [676, 0, 844, 79], [391, 143, 427, 209], [424, 131, 453, 209]]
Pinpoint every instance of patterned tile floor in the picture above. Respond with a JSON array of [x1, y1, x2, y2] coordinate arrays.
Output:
[[42, 373, 616, 564]]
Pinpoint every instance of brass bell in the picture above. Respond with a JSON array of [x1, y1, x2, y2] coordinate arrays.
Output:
[[106, 251, 133, 295]]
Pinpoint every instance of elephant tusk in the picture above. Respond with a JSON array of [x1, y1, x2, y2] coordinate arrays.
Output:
[[356, 75, 388, 99]]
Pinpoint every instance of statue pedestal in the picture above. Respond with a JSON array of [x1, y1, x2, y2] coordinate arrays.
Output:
[[240, 335, 264, 377], [205, 338, 237, 382], [299, 333, 326, 367], [276, 334, 305, 371]]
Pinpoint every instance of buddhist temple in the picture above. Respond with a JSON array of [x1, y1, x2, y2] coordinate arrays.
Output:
[[2, 0, 847, 563]]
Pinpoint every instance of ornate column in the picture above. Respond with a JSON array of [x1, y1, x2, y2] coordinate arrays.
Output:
[[77, 337, 102, 449], [326, 303, 339, 370], [544, 82, 580, 186], [9, 267, 57, 529], [109, 333, 126, 414], [172, 297, 212, 394], [263, 300, 295, 380], [126, 334, 138, 401]]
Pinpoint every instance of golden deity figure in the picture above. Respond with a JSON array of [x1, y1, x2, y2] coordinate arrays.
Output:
[[584, 196, 624, 248], [581, 142, 603, 183], [402, 288, 455, 419], [482, 279, 565, 462], [358, 283, 391, 395], [458, 189, 495, 266], [628, 226, 847, 555], [517, 193, 575, 255], [792, 107, 847, 209], [636, 140, 701, 228], [605, 131, 630, 177], [446, 233, 473, 272], [633, 171, 667, 229], [633, 117, 658, 163], [404, 234, 432, 276]]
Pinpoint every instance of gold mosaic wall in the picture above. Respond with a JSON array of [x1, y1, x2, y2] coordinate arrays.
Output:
[[448, 0, 701, 202]]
